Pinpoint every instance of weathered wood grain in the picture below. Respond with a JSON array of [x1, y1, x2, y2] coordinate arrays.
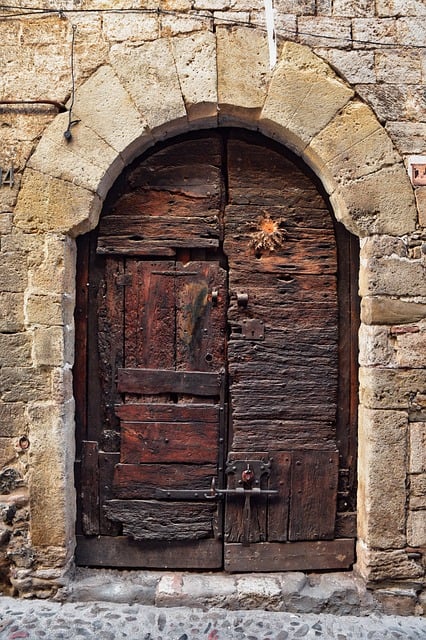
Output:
[[80, 441, 99, 536], [118, 368, 222, 396], [120, 420, 219, 464], [113, 463, 217, 499], [115, 403, 219, 423], [104, 500, 217, 540]]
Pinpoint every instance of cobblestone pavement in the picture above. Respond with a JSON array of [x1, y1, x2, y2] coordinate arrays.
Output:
[[0, 598, 426, 640]]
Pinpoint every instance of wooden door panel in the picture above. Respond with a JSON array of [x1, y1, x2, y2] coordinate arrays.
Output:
[[120, 421, 219, 464], [104, 500, 218, 540], [115, 402, 219, 423], [124, 261, 175, 369]]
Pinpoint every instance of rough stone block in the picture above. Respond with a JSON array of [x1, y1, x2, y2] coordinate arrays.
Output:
[[360, 234, 408, 259], [294, 572, 362, 615], [407, 510, 426, 547], [373, 587, 418, 616], [332, 0, 374, 16], [14, 169, 102, 237], [305, 101, 399, 191], [0, 367, 51, 403], [25, 294, 62, 327], [32, 326, 71, 368], [172, 31, 218, 123], [0, 213, 13, 235], [261, 41, 353, 154], [71, 65, 151, 164], [395, 327, 426, 368], [0, 438, 18, 469], [386, 122, 426, 156], [109, 39, 186, 135], [361, 297, 426, 325], [356, 541, 424, 583], [376, 0, 426, 17], [376, 50, 422, 83], [236, 574, 282, 611], [103, 13, 158, 41], [156, 572, 238, 608], [0, 292, 24, 332], [360, 368, 426, 410], [415, 187, 426, 228], [357, 407, 407, 548], [161, 11, 213, 36], [0, 254, 28, 293], [359, 255, 426, 297], [358, 324, 394, 367], [356, 84, 410, 123], [217, 26, 270, 122], [352, 18, 397, 47], [313, 49, 375, 84], [409, 423, 426, 474], [397, 18, 426, 46], [330, 164, 417, 236], [0, 333, 32, 367], [0, 403, 28, 437], [28, 113, 123, 200], [409, 475, 426, 510], [28, 234, 76, 296], [298, 16, 352, 48]]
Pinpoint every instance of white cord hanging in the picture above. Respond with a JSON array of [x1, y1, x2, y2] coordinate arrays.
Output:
[[263, 0, 277, 69]]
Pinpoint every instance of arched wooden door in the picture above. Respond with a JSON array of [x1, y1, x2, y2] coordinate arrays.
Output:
[[74, 130, 358, 571]]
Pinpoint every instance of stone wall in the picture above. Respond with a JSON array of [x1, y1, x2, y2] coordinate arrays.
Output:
[[0, 1, 425, 612]]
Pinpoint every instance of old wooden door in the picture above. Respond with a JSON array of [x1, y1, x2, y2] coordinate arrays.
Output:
[[75, 130, 358, 570]]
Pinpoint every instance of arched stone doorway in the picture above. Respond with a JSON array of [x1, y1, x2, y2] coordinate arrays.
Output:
[[74, 128, 358, 571], [13, 29, 419, 590]]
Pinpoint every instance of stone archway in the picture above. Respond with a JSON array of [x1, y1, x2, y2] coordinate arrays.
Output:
[[13, 27, 421, 591]]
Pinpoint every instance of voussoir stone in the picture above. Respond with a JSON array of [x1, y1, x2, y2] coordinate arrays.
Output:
[[109, 38, 186, 136], [27, 112, 123, 200], [261, 41, 353, 155], [217, 26, 270, 122], [14, 169, 102, 237], [330, 164, 417, 236], [305, 101, 399, 191], [172, 31, 218, 124], [70, 65, 152, 164]]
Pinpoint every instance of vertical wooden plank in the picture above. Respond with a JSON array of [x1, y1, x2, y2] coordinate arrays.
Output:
[[74, 233, 90, 456], [125, 260, 175, 369], [99, 452, 121, 535], [81, 441, 100, 535], [175, 262, 227, 373], [267, 452, 291, 542], [288, 450, 339, 541]]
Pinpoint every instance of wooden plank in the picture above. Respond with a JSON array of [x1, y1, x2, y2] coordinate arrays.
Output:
[[118, 368, 223, 396], [120, 421, 219, 463], [113, 463, 217, 499], [104, 500, 217, 541], [224, 539, 355, 572], [97, 237, 218, 255], [75, 535, 222, 569], [99, 214, 219, 239], [80, 441, 99, 535], [224, 452, 269, 544], [115, 402, 219, 423], [103, 189, 221, 219], [124, 261, 175, 369], [175, 262, 227, 373], [268, 452, 291, 542], [231, 421, 336, 450], [288, 450, 339, 541], [74, 234, 89, 454], [99, 452, 121, 536]]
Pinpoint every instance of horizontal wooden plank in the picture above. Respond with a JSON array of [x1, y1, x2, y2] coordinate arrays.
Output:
[[99, 214, 220, 238], [120, 421, 219, 464], [118, 368, 223, 396], [115, 403, 219, 423], [230, 422, 336, 450], [113, 463, 217, 499], [75, 535, 222, 568], [105, 189, 222, 219], [104, 500, 217, 540], [97, 236, 218, 255], [224, 539, 355, 572]]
